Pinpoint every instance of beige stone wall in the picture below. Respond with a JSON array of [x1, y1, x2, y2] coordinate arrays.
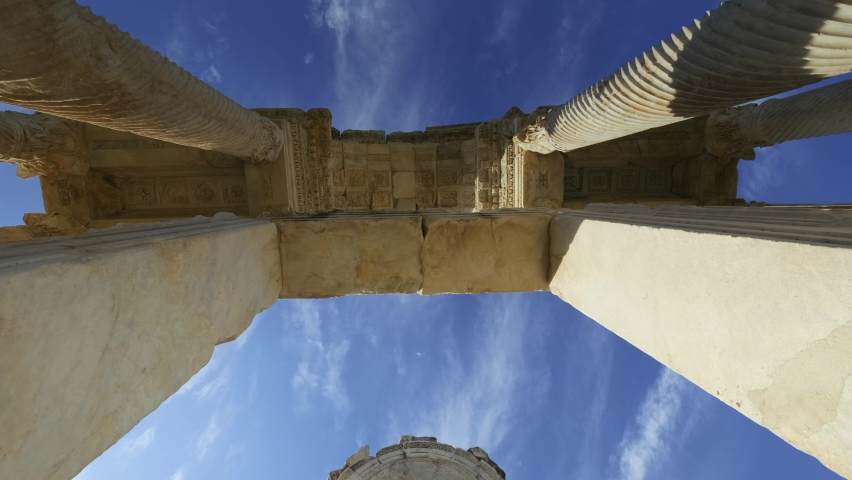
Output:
[[274, 211, 553, 298], [0, 216, 281, 480], [549, 205, 852, 478]]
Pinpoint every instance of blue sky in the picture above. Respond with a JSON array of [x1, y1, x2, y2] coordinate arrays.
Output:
[[2, 0, 851, 478]]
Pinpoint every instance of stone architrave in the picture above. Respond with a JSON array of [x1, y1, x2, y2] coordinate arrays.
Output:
[[0, 215, 282, 480], [520, 150, 564, 209], [549, 204, 852, 478], [421, 213, 552, 294], [277, 215, 424, 298]]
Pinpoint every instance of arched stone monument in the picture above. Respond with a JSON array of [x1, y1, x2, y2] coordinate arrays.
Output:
[[328, 437, 506, 480]]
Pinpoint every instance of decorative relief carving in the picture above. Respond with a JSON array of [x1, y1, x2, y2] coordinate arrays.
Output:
[[644, 168, 671, 192], [125, 181, 158, 207], [348, 170, 366, 188], [348, 191, 369, 208], [371, 171, 390, 188], [564, 168, 585, 199], [162, 182, 190, 205], [416, 192, 435, 208], [438, 170, 458, 186], [587, 168, 612, 193], [194, 181, 219, 204], [438, 190, 458, 207], [416, 171, 435, 188], [262, 174, 273, 200], [538, 173, 549, 189], [615, 168, 641, 193], [222, 182, 246, 204], [332, 170, 345, 187], [372, 192, 392, 209], [93, 139, 167, 149]]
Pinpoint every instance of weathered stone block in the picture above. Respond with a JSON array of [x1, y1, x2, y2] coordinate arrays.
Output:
[[521, 151, 564, 209], [0, 217, 281, 480], [393, 172, 416, 199], [390, 143, 415, 172], [278, 217, 424, 297], [421, 214, 552, 294]]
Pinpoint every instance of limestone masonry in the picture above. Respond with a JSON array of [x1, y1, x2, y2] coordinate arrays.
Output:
[[1, 0, 852, 479]]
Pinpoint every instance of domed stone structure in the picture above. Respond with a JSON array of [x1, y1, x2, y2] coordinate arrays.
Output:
[[328, 436, 506, 480]]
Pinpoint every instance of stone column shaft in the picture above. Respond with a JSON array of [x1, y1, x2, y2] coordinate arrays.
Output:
[[0, 0, 283, 164], [706, 78, 852, 161], [523, 0, 852, 154], [0, 215, 282, 480], [549, 204, 852, 478]]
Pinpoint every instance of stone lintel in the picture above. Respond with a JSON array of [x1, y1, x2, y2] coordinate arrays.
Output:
[[0, 215, 282, 480], [549, 204, 852, 478], [277, 215, 424, 298], [420, 213, 552, 295]]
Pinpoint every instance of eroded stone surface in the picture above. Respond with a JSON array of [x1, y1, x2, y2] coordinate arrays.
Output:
[[0, 216, 282, 480], [421, 213, 552, 294], [549, 205, 852, 478], [277, 216, 424, 298]]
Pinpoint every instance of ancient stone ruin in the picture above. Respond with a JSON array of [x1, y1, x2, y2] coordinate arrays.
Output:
[[328, 437, 505, 480], [1, 0, 852, 479]]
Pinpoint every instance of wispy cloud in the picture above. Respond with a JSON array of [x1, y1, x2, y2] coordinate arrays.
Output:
[[195, 367, 231, 400], [284, 302, 352, 417], [739, 144, 804, 202], [573, 327, 614, 480], [306, 0, 434, 130], [162, 11, 230, 85], [196, 413, 222, 460], [170, 466, 187, 480], [613, 368, 694, 480], [201, 65, 222, 84], [489, 2, 521, 45], [304, 52, 315, 65], [119, 426, 156, 456], [174, 356, 220, 397], [404, 295, 550, 452]]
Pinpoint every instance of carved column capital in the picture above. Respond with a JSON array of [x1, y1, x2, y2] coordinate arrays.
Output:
[[248, 115, 285, 166], [515, 107, 559, 155], [704, 105, 766, 163], [0, 111, 88, 178]]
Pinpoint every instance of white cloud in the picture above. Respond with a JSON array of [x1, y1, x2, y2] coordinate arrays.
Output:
[[306, 0, 433, 130], [161, 12, 229, 85], [120, 426, 157, 455], [170, 466, 187, 480], [739, 144, 804, 201], [614, 368, 691, 480], [201, 65, 222, 84], [195, 367, 231, 400], [196, 414, 222, 460], [489, 3, 520, 45], [573, 327, 614, 480], [406, 295, 550, 451], [304, 52, 315, 64], [284, 302, 352, 417]]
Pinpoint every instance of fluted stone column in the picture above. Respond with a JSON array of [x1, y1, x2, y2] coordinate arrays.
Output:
[[0, 0, 283, 164], [706, 78, 852, 161], [522, 0, 852, 154], [0, 215, 282, 480], [549, 204, 852, 478]]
